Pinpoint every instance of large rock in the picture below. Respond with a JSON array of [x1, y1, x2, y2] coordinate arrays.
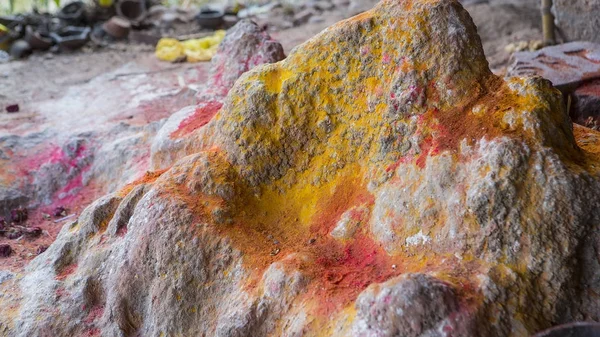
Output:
[[2, 0, 600, 336], [554, 0, 600, 44]]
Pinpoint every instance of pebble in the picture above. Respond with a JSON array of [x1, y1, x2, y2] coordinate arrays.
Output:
[[6, 104, 20, 113], [0, 244, 13, 258]]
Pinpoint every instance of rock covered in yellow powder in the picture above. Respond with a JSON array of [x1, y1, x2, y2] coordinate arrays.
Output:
[[155, 30, 226, 62], [6, 1, 600, 337]]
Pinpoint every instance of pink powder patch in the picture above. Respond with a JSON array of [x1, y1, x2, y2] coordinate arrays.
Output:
[[171, 101, 223, 139]]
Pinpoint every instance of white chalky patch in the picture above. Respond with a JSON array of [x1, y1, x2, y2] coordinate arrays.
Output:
[[405, 230, 431, 246]]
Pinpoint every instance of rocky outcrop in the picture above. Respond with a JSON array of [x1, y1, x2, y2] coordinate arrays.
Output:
[[2, 0, 600, 336]]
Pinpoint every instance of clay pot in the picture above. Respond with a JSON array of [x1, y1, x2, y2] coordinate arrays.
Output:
[[196, 8, 224, 30], [116, 0, 147, 25], [25, 26, 53, 50], [102, 16, 131, 39]]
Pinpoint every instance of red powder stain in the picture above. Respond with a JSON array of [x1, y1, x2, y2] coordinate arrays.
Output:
[[83, 328, 101, 337], [54, 169, 87, 200], [84, 305, 104, 325], [415, 136, 433, 168], [310, 234, 400, 316], [56, 263, 78, 281], [116, 226, 128, 237], [298, 180, 398, 316], [360, 45, 371, 56], [310, 184, 374, 237], [348, 207, 367, 222], [18, 145, 62, 175], [55, 286, 69, 299], [382, 53, 391, 64], [19, 143, 89, 175], [170, 101, 223, 139]]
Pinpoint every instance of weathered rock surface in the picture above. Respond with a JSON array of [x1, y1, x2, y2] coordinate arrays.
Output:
[[554, 0, 600, 44], [2, 0, 600, 336]]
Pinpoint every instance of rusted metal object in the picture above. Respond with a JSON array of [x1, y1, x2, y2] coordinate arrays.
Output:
[[542, 0, 555, 46]]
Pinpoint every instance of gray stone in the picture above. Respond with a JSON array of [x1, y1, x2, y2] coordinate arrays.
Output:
[[0, 187, 28, 221], [554, 0, 600, 44]]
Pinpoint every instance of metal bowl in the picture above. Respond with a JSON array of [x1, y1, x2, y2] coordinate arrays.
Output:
[[50, 26, 91, 50], [196, 8, 224, 30]]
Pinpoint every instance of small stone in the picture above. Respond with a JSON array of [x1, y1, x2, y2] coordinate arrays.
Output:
[[10, 207, 28, 224], [36, 245, 48, 255], [9, 40, 31, 59], [24, 227, 42, 239], [270, 248, 280, 256], [6, 104, 20, 113], [53, 206, 68, 218], [308, 238, 316, 245], [0, 244, 12, 258], [5, 229, 22, 240], [0, 50, 8, 63]]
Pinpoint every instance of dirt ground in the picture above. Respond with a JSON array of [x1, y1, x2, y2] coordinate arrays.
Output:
[[0, 1, 543, 111]]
